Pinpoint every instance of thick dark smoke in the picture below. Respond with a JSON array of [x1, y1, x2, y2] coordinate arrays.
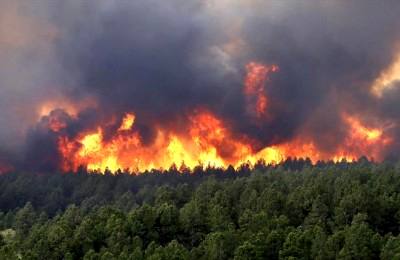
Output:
[[1, 0, 400, 171]]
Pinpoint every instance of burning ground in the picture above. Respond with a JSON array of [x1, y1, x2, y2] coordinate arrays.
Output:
[[1, 1, 400, 173]]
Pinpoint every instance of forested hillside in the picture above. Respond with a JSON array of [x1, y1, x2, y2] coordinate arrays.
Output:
[[1, 160, 400, 259]]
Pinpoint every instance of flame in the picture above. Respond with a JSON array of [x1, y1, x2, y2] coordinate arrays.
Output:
[[43, 62, 391, 173], [244, 62, 279, 117], [55, 109, 391, 173], [58, 111, 258, 172], [344, 115, 382, 141], [340, 114, 391, 160], [57, 110, 282, 172], [118, 113, 135, 131]]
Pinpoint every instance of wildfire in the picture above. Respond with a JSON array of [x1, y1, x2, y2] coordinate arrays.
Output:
[[35, 62, 392, 174], [339, 114, 391, 160], [344, 115, 382, 141], [244, 62, 279, 117], [118, 113, 135, 131], [53, 109, 390, 173], [58, 111, 261, 172]]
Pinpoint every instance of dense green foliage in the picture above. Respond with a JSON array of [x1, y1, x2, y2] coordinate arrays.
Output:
[[1, 159, 400, 259]]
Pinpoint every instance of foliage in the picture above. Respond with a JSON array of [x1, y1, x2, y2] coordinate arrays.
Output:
[[1, 159, 400, 259]]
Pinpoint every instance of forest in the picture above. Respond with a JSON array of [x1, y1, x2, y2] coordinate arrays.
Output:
[[1, 159, 400, 259]]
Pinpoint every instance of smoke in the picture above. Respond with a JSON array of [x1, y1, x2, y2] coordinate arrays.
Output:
[[0, 1, 72, 153], [1, 0, 400, 170]]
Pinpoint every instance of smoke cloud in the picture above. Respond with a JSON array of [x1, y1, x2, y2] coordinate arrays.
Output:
[[1, 0, 400, 170]]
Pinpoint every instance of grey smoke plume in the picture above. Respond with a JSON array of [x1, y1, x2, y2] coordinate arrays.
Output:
[[1, 0, 400, 170]]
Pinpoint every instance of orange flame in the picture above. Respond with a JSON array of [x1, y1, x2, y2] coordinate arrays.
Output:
[[44, 62, 391, 173], [118, 113, 135, 131], [58, 111, 260, 172], [340, 114, 392, 160], [244, 62, 279, 117], [54, 110, 391, 173]]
